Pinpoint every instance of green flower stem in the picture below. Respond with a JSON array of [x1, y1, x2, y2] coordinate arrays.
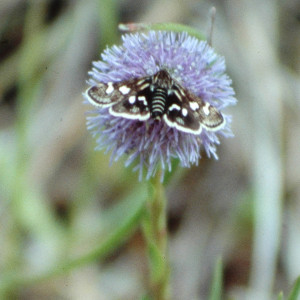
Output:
[[142, 171, 170, 300], [209, 257, 223, 300]]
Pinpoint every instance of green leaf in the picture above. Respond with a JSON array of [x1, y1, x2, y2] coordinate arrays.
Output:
[[119, 22, 206, 41], [209, 257, 223, 300], [287, 276, 300, 300], [148, 23, 205, 41], [0, 184, 148, 292]]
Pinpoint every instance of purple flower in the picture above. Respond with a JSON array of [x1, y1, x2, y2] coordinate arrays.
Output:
[[84, 30, 236, 180]]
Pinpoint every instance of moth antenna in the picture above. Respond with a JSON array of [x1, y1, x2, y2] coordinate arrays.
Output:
[[207, 6, 216, 46]]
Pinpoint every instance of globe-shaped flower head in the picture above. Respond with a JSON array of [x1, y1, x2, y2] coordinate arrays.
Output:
[[84, 30, 236, 180]]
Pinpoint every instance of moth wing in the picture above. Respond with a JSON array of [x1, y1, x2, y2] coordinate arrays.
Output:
[[164, 87, 225, 134], [163, 87, 202, 134], [108, 76, 152, 121], [164, 106, 202, 134], [85, 82, 122, 107], [85, 75, 151, 108], [181, 89, 225, 132], [198, 104, 225, 130], [192, 92, 225, 131], [109, 93, 150, 121]]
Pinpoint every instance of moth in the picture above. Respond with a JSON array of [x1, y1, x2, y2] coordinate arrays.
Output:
[[85, 69, 225, 135]]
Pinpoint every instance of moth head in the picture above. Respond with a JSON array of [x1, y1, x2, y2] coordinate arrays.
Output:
[[152, 69, 173, 89]]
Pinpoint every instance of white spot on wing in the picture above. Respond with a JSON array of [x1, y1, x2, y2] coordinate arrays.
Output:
[[105, 82, 114, 94], [203, 102, 210, 116], [119, 85, 131, 95], [168, 104, 181, 111], [129, 96, 136, 104], [189, 102, 199, 111], [182, 108, 188, 117], [138, 96, 147, 106]]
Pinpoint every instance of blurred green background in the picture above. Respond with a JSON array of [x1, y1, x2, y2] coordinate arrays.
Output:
[[0, 0, 300, 299]]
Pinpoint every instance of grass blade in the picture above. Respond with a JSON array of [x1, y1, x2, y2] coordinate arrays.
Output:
[[209, 257, 223, 300]]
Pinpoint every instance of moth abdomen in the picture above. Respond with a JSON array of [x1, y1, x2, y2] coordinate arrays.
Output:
[[151, 87, 167, 118]]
